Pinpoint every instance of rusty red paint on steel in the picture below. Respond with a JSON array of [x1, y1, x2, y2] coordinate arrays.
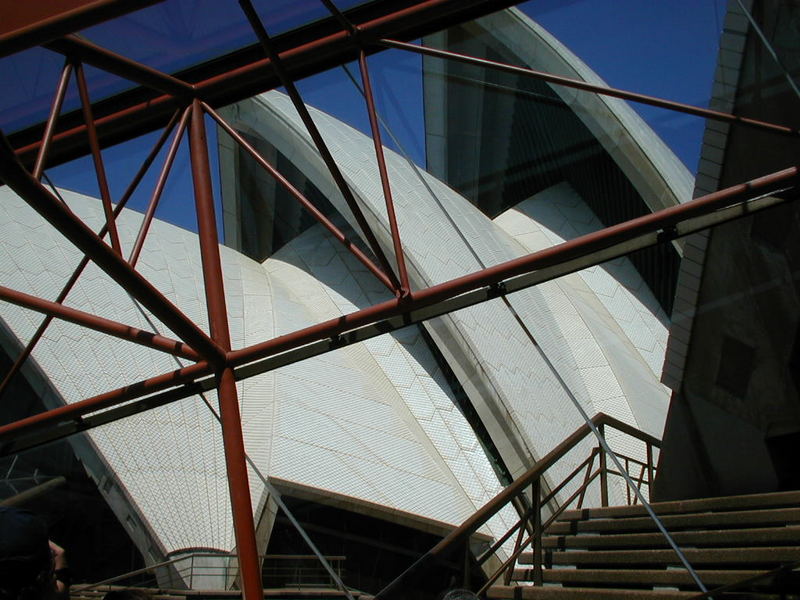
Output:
[[188, 100, 263, 600], [128, 105, 192, 267], [189, 101, 231, 347], [45, 35, 194, 98], [0, 284, 199, 361], [75, 60, 124, 255], [197, 0, 520, 100], [32, 61, 74, 181], [226, 165, 800, 367], [0, 166, 795, 445], [0, 361, 214, 442], [217, 367, 264, 599], [358, 50, 411, 295], [13, 90, 180, 170]]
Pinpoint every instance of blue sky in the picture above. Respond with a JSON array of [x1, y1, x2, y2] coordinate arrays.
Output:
[[526, 0, 727, 167], [47, 0, 728, 234]]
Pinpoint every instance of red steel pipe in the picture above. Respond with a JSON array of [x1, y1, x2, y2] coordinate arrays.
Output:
[[75, 60, 123, 255], [358, 50, 411, 296], [0, 132, 227, 365], [203, 102, 396, 292], [197, 0, 520, 101], [320, 0, 359, 36], [0, 361, 213, 442], [381, 39, 800, 139], [188, 100, 263, 600], [0, 110, 182, 400], [376, 414, 662, 599], [217, 367, 263, 599], [189, 102, 231, 347], [32, 60, 74, 181], [0, 284, 199, 361], [46, 35, 194, 99], [14, 86, 182, 169], [117, 108, 184, 207], [129, 105, 191, 267]]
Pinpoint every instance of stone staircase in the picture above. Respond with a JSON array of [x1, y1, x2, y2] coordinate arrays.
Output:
[[488, 490, 800, 599]]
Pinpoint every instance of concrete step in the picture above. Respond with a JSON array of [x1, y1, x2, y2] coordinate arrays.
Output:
[[556, 491, 800, 523], [543, 525, 800, 550], [518, 546, 800, 568], [488, 586, 793, 600], [487, 585, 699, 599], [490, 492, 800, 599], [512, 568, 764, 588], [546, 508, 800, 535]]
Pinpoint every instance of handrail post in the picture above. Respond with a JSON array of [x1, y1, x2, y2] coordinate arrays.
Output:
[[531, 478, 543, 586], [599, 424, 609, 507], [577, 448, 597, 509], [625, 457, 631, 505], [504, 500, 529, 585], [634, 464, 647, 506], [646, 442, 655, 501]]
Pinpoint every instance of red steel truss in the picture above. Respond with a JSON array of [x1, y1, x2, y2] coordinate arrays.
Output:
[[8, 0, 527, 170], [0, 1, 798, 599]]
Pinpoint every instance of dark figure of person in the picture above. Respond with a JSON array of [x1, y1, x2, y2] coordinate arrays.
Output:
[[0, 506, 69, 600]]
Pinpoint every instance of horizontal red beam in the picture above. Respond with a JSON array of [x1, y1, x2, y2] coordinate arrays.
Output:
[[9, 0, 523, 170], [0, 361, 213, 447], [228, 166, 799, 369], [0, 165, 796, 452], [0, 284, 199, 361]]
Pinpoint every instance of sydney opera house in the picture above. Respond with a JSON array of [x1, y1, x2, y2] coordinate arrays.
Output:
[[0, 1, 797, 599]]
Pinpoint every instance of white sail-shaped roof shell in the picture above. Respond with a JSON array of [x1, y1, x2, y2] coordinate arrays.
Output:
[[0, 10, 690, 572]]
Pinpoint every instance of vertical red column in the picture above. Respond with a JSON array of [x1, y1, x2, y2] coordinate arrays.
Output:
[[187, 99, 263, 599]]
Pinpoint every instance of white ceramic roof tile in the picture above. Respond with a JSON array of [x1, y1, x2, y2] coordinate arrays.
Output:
[[494, 183, 670, 436]]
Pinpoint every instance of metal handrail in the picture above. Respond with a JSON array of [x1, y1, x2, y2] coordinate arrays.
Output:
[[77, 553, 346, 592], [478, 460, 642, 594], [375, 412, 660, 599], [540, 448, 599, 507], [78, 554, 203, 590]]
